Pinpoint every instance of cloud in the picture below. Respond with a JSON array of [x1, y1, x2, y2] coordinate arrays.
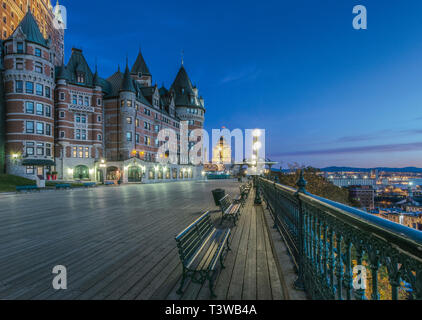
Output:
[[220, 66, 260, 84], [273, 141, 422, 157], [334, 128, 422, 144]]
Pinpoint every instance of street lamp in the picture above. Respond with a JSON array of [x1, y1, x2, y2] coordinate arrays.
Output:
[[252, 129, 262, 205]]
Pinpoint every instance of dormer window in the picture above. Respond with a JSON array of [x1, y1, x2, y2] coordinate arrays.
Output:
[[77, 72, 85, 84]]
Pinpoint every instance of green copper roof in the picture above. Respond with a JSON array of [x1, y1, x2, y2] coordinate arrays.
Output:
[[105, 70, 123, 97], [170, 65, 205, 109], [11, 11, 48, 47], [56, 63, 68, 80], [93, 66, 101, 87], [171, 65, 194, 95], [131, 49, 151, 76], [121, 64, 136, 93], [65, 48, 94, 86]]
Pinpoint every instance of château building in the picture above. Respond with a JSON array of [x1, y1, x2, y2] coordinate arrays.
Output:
[[0, 6, 206, 184]]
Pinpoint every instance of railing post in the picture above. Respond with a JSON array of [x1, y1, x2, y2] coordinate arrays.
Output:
[[294, 170, 307, 291], [254, 175, 262, 205]]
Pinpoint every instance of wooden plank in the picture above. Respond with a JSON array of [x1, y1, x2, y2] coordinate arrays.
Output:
[[242, 205, 257, 300], [255, 204, 272, 300]]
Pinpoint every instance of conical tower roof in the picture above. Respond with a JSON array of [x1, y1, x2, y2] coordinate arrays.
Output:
[[121, 63, 135, 93], [10, 10, 48, 47], [131, 49, 151, 76], [170, 65, 194, 95]]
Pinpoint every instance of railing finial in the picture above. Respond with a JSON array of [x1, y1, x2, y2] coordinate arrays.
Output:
[[296, 169, 307, 193]]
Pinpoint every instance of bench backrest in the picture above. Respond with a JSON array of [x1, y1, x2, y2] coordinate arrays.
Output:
[[175, 211, 214, 266], [16, 185, 37, 190], [219, 194, 232, 212]]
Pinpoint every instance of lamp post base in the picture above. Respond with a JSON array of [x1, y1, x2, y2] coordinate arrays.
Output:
[[254, 175, 262, 205]]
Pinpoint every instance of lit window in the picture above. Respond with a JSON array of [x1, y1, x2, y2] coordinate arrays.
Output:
[[126, 117, 132, 124], [77, 73, 85, 83], [85, 147, 89, 158]]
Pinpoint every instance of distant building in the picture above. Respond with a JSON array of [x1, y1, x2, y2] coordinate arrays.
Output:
[[349, 185, 375, 210], [0, 9, 206, 183], [370, 210, 422, 231], [328, 177, 376, 187]]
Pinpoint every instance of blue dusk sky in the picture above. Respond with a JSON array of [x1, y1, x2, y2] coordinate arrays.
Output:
[[62, 0, 422, 168]]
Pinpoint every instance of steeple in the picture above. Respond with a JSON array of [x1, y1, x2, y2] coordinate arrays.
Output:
[[93, 65, 101, 87], [131, 48, 151, 76], [120, 61, 135, 93], [56, 62, 67, 80]]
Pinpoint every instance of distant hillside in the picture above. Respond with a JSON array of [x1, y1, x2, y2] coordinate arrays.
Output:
[[272, 168, 358, 206], [320, 166, 422, 173]]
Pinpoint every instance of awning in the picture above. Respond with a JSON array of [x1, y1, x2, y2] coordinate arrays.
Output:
[[22, 159, 56, 166]]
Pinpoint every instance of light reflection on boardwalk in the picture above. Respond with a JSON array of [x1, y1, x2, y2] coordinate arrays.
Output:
[[0, 180, 284, 300]]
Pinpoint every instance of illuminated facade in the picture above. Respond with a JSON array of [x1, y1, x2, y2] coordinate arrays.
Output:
[[0, 9, 205, 183]]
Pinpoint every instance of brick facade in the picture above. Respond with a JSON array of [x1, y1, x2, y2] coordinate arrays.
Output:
[[0, 10, 206, 183]]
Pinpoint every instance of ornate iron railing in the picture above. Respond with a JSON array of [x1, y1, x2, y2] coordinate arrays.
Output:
[[257, 174, 422, 300]]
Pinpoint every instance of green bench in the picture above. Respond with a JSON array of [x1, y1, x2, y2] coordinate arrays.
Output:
[[175, 211, 231, 298], [239, 183, 252, 203], [83, 182, 97, 188], [219, 194, 241, 225], [55, 184, 71, 190], [16, 185, 40, 192]]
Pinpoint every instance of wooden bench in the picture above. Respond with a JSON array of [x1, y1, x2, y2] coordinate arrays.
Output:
[[240, 183, 251, 199], [219, 194, 241, 225], [55, 183, 71, 190], [175, 211, 231, 298], [83, 182, 97, 188], [16, 185, 40, 192]]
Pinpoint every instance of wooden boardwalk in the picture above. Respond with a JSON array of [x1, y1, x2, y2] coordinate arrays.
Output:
[[0, 180, 285, 300]]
